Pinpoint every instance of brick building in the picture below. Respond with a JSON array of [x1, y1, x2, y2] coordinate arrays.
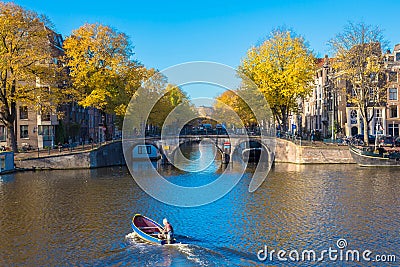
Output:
[[384, 44, 400, 137]]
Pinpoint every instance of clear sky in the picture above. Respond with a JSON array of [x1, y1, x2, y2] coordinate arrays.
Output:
[[8, 0, 400, 100]]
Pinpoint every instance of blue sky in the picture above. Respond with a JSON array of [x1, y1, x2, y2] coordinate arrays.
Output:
[[9, 0, 400, 100]]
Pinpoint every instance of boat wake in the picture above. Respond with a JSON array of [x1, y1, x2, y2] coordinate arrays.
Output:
[[124, 232, 218, 266], [124, 232, 261, 266]]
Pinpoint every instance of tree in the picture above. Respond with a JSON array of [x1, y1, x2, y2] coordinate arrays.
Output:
[[63, 23, 135, 111], [214, 83, 273, 133], [214, 90, 243, 127], [240, 29, 315, 132], [329, 22, 387, 145], [123, 70, 197, 135], [154, 84, 198, 134], [0, 2, 64, 152]]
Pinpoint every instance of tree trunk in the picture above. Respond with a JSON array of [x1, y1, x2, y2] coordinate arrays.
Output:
[[363, 116, 369, 146], [2, 98, 18, 153], [6, 123, 18, 152]]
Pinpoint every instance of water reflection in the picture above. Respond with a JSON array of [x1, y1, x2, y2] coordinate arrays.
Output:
[[0, 147, 399, 266]]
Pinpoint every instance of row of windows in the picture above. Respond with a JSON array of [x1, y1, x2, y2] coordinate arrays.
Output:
[[19, 106, 51, 121], [0, 125, 56, 140], [20, 125, 54, 139], [312, 87, 398, 102], [374, 107, 398, 119], [137, 145, 152, 154], [385, 52, 400, 62]]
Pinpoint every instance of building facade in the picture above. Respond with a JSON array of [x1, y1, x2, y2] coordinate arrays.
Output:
[[384, 44, 400, 137], [1, 28, 117, 150], [302, 56, 347, 139], [303, 44, 400, 140]]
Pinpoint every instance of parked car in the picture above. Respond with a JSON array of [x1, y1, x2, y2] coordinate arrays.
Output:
[[395, 136, 400, 147], [378, 135, 395, 147], [353, 134, 376, 144], [215, 124, 227, 135]]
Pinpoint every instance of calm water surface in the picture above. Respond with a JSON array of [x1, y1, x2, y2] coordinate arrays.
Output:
[[0, 143, 399, 266]]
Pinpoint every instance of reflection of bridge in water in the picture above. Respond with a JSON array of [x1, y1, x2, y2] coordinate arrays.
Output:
[[125, 134, 276, 165]]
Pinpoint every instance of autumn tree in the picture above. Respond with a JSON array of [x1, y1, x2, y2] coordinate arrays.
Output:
[[125, 70, 197, 135], [329, 22, 387, 146], [214, 89, 256, 128], [240, 29, 315, 132], [0, 2, 65, 152], [214, 90, 243, 127], [155, 84, 198, 135], [63, 23, 145, 113]]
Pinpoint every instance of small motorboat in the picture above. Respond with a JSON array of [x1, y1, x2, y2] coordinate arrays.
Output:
[[131, 214, 174, 245]]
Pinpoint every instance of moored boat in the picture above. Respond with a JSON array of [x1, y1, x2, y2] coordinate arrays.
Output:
[[131, 214, 173, 245], [349, 145, 400, 167]]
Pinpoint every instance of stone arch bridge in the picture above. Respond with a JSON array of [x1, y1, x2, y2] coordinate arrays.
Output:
[[125, 135, 276, 164]]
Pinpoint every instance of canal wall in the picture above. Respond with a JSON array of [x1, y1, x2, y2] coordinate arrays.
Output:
[[14, 139, 355, 170], [15, 141, 125, 170], [275, 139, 355, 164]]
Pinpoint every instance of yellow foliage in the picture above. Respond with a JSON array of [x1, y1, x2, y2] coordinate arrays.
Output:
[[0, 2, 65, 150], [240, 30, 315, 129], [64, 23, 137, 112], [329, 21, 387, 145]]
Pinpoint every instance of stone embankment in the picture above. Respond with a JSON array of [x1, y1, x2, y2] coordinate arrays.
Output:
[[15, 141, 124, 170], [275, 139, 355, 164]]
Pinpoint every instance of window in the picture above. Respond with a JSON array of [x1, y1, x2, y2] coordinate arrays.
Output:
[[41, 112, 51, 121], [375, 109, 382, 118], [19, 106, 28, 120], [389, 88, 398, 100], [388, 123, 399, 137], [396, 52, 400, 62], [390, 106, 398, 118], [0, 126, 6, 141], [138, 146, 143, 154], [387, 55, 394, 62], [138, 145, 152, 154], [38, 125, 54, 141], [350, 110, 358, 124], [20, 125, 28, 138], [389, 72, 398, 82]]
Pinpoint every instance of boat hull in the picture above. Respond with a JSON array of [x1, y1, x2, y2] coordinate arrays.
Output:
[[349, 145, 400, 167], [131, 214, 165, 245]]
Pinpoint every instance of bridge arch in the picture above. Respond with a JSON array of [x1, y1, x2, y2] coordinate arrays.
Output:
[[230, 138, 274, 163], [167, 137, 224, 165], [129, 141, 161, 161]]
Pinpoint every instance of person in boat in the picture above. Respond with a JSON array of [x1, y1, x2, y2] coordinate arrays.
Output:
[[158, 218, 174, 242]]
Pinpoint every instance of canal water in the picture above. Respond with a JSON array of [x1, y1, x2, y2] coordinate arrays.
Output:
[[0, 143, 399, 266]]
